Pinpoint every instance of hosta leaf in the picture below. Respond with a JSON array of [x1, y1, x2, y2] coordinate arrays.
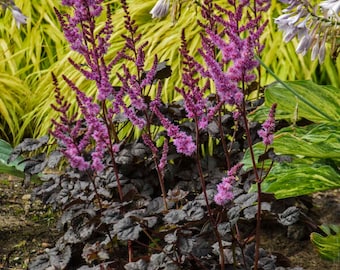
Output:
[[0, 139, 25, 177], [257, 160, 340, 199], [311, 224, 340, 262], [244, 123, 340, 170], [260, 81, 340, 123], [272, 123, 340, 160]]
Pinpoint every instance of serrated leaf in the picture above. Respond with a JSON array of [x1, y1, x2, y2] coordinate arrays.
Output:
[[207, 121, 219, 137], [28, 254, 50, 270], [47, 245, 71, 269], [130, 143, 148, 157], [114, 216, 142, 241], [115, 148, 133, 164], [278, 206, 300, 226], [146, 197, 166, 214], [178, 237, 194, 254], [163, 209, 186, 224], [124, 259, 147, 270], [8, 135, 49, 163], [182, 201, 205, 221], [234, 193, 258, 209], [47, 151, 63, 168]]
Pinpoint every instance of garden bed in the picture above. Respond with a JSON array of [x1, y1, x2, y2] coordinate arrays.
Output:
[[0, 174, 338, 269]]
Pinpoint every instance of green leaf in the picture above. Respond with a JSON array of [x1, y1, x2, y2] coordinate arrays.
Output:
[[244, 122, 340, 198], [311, 224, 340, 262], [0, 139, 25, 178], [244, 123, 340, 170], [257, 160, 340, 199], [264, 81, 340, 123], [272, 123, 340, 160]]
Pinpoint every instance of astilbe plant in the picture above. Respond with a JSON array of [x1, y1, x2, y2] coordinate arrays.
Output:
[[25, 1, 302, 270]]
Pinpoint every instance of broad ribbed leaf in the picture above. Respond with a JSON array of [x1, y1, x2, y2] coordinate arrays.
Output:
[[259, 161, 340, 199], [264, 81, 340, 123], [0, 139, 25, 177], [311, 224, 340, 262]]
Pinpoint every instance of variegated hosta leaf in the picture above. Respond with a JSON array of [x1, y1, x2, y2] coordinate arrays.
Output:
[[252, 80, 340, 123], [311, 224, 340, 262]]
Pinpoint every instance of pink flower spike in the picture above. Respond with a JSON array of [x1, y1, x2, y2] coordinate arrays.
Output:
[[214, 163, 243, 206], [258, 103, 277, 146]]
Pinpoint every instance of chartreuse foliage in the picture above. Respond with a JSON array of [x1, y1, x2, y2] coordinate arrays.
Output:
[[1, 0, 340, 145], [0, 0, 66, 144], [244, 80, 340, 199], [310, 224, 340, 262]]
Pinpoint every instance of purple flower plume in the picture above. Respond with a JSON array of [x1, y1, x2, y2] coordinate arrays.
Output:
[[214, 163, 243, 206], [55, 1, 114, 100], [258, 103, 277, 146], [150, 97, 196, 156], [196, 1, 270, 108]]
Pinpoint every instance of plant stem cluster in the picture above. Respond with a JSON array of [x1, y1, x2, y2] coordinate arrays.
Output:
[[39, 0, 282, 269]]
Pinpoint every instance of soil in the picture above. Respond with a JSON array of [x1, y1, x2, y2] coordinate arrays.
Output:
[[0, 174, 339, 270]]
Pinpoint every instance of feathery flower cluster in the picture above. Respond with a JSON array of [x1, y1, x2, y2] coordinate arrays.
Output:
[[214, 163, 243, 206], [0, 0, 27, 28], [150, 98, 196, 156], [275, 0, 340, 62], [50, 74, 90, 171], [52, 1, 117, 171], [175, 32, 212, 129], [55, 0, 114, 100], [112, 58, 159, 130], [158, 139, 168, 172], [150, 0, 170, 19], [195, 1, 269, 111], [258, 103, 277, 146]]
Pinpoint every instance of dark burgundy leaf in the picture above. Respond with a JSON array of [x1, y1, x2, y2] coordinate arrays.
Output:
[[183, 201, 204, 221], [114, 216, 142, 241], [234, 193, 258, 208], [124, 259, 148, 270], [47, 151, 63, 168], [278, 206, 301, 226], [163, 209, 186, 224], [146, 197, 166, 214], [8, 135, 49, 163], [130, 143, 148, 157]]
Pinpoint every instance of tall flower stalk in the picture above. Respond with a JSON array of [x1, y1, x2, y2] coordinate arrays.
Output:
[[176, 0, 271, 269]]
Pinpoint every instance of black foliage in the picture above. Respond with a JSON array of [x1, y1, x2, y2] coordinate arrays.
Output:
[[8, 135, 49, 163], [22, 89, 312, 270], [278, 206, 301, 226]]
